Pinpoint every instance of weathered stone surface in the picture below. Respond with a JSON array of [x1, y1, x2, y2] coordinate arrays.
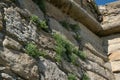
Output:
[[17, 0, 44, 20], [4, 7, 38, 43], [47, 0, 102, 33], [99, 1, 120, 36], [109, 50, 120, 61], [49, 18, 78, 46], [38, 57, 68, 80], [0, 33, 4, 45], [104, 43, 120, 54], [61, 59, 82, 78], [46, 2, 66, 21], [114, 73, 120, 80], [0, 12, 3, 31], [102, 34, 120, 46], [87, 71, 106, 80], [1, 73, 14, 80], [83, 47, 104, 64], [1, 48, 39, 80], [3, 36, 22, 51], [111, 61, 120, 72]]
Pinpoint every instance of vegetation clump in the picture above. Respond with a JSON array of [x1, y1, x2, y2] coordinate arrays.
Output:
[[30, 15, 48, 31], [52, 32, 86, 64], [60, 21, 81, 42], [25, 43, 46, 58], [68, 73, 77, 80], [82, 73, 90, 80]]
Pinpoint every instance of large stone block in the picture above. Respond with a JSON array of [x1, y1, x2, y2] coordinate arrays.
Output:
[[111, 61, 120, 72], [49, 18, 78, 46], [0, 12, 3, 31], [109, 50, 120, 61], [3, 36, 22, 51], [87, 71, 106, 80], [83, 47, 104, 64], [114, 73, 120, 80], [1, 48, 39, 80], [38, 57, 68, 80], [17, 0, 44, 20]]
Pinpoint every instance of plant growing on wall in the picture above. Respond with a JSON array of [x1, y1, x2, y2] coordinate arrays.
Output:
[[25, 42, 46, 58], [82, 73, 90, 80], [52, 32, 86, 64], [68, 73, 77, 80], [30, 15, 48, 31]]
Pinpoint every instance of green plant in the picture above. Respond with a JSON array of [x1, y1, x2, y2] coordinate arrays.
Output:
[[60, 21, 70, 30], [82, 73, 90, 80], [53, 32, 86, 64], [30, 15, 48, 31], [74, 32, 81, 41], [39, 20, 48, 29], [68, 73, 77, 80], [73, 48, 86, 61], [70, 24, 80, 32], [25, 43, 46, 58], [30, 15, 39, 23]]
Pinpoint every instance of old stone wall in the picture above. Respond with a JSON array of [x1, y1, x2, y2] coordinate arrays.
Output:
[[0, 0, 119, 80]]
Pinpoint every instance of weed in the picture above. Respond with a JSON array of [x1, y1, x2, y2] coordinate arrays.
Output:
[[52, 32, 86, 63], [30, 15, 48, 31], [30, 15, 39, 23], [82, 73, 90, 80], [60, 21, 70, 30], [25, 43, 46, 58], [68, 73, 77, 80]]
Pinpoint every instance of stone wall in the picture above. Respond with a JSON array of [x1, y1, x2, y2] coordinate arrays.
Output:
[[0, 0, 118, 80]]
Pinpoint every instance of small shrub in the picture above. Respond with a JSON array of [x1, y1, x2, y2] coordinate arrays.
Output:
[[25, 43, 46, 58], [73, 48, 86, 61], [60, 21, 70, 30], [30, 15, 48, 31], [70, 24, 80, 32], [30, 15, 39, 23], [68, 73, 77, 80], [53, 32, 86, 64], [70, 53, 77, 65], [39, 20, 48, 29], [82, 73, 90, 80], [74, 32, 81, 42]]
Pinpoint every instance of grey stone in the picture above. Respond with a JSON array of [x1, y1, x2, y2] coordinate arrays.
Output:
[[1, 73, 14, 80], [17, 0, 44, 20], [38, 57, 68, 80], [3, 36, 22, 51], [1, 48, 39, 80], [4, 7, 38, 43]]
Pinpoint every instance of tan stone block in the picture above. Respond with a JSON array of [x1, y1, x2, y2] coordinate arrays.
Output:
[[109, 50, 120, 61], [114, 73, 120, 80], [87, 71, 106, 80], [111, 61, 120, 72]]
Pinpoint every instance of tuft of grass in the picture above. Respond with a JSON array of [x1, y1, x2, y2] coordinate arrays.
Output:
[[68, 73, 77, 80], [30, 15, 48, 31], [52, 32, 86, 64], [69, 24, 80, 32], [30, 15, 39, 23], [25, 43, 46, 58], [60, 21, 70, 30], [82, 73, 90, 80], [73, 48, 86, 61]]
